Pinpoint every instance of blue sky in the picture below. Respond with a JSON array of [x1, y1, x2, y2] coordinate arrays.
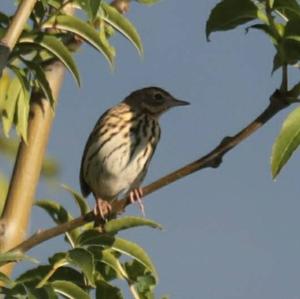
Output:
[[3, 1, 300, 298]]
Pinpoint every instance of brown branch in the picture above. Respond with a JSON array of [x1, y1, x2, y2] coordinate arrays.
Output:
[[11, 89, 291, 254]]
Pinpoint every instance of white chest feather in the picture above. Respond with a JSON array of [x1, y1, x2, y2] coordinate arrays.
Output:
[[83, 112, 160, 199]]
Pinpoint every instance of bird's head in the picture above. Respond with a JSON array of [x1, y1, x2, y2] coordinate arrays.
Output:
[[124, 87, 189, 117]]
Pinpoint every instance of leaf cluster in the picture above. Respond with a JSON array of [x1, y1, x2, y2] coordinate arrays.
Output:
[[0, 185, 163, 298], [0, 0, 145, 142], [206, 0, 300, 177]]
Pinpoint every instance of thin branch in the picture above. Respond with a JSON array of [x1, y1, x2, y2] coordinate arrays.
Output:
[[11, 89, 291, 254], [128, 283, 140, 299]]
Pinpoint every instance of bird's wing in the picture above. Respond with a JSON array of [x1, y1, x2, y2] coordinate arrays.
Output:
[[79, 109, 111, 197], [130, 120, 161, 189]]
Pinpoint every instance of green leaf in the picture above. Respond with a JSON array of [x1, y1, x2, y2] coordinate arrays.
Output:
[[95, 281, 123, 299], [0, 251, 38, 266], [47, 0, 62, 9], [77, 0, 102, 20], [272, 52, 282, 73], [14, 74, 30, 143], [2, 76, 22, 138], [15, 266, 62, 298], [0, 72, 10, 112], [246, 23, 282, 45], [20, 265, 85, 288], [89, 246, 127, 279], [48, 250, 95, 287], [32, 1, 47, 22], [43, 15, 115, 67], [0, 271, 14, 287], [104, 216, 162, 234], [16, 265, 52, 284], [98, 18, 116, 62], [280, 38, 300, 64], [89, 0, 102, 20], [0, 283, 27, 298], [67, 248, 95, 286], [136, 276, 156, 298], [78, 230, 158, 280], [28, 286, 58, 299], [33, 64, 55, 106], [271, 15, 300, 67], [92, 248, 122, 281], [35, 200, 72, 224], [48, 252, 68, 268], [51, 266, 86, 287], [8, 67, 31, 142], [0, 42, 9, 73], [124, 259, 156, 297], [285, 16, 300, 40], [101, 3, 143, 56], [271, 106, 300, 177], [35, 200, 79, 247], [61, 184, 93, 238], [0, 12, 10, 25], [51, 280, 90, 299], [273, 0, 300, 18], [19, 34, 80, 86], [62, 184, 90, 216], [289, 81, 300, 98], [206, 0, 258, 40]]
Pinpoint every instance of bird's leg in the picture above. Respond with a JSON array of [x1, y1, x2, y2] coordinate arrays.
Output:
[[94, 198, 112, 221], [129, 188, 145, 217]]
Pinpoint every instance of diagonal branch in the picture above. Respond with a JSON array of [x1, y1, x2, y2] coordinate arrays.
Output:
[[11, 89, 292, 254]]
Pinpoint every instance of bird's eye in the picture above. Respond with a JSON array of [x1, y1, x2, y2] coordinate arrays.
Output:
[[153, 93, 163, 101]]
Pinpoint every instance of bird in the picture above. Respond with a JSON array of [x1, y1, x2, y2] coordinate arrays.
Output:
[[80, 86, 189, 219]]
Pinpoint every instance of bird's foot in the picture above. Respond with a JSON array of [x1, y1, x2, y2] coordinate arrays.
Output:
[[94, 198, 112, 221], [129, 188, 145, 217]]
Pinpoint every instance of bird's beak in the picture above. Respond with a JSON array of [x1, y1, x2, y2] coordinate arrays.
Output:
[[171, 98, 190, 107]]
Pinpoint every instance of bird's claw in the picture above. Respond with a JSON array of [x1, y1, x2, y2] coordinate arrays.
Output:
[[129, 188, 145, 217], [94, 198, 112, 221]]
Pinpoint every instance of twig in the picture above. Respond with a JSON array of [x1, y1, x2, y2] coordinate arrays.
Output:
[[10, 89, 291, 254], [128, 283, 140, 299]]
